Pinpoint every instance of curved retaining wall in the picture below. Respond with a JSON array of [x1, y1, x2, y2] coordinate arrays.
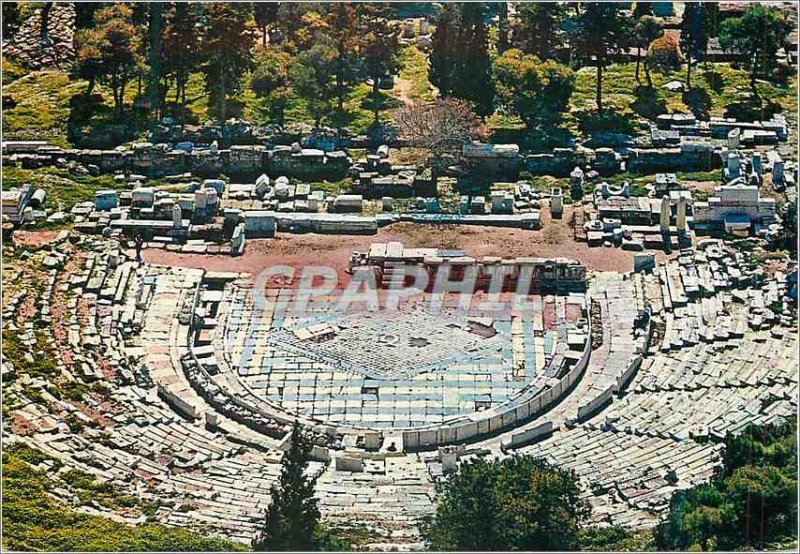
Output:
[[183, 273, 595, 452], [400, 310, 593, 450]]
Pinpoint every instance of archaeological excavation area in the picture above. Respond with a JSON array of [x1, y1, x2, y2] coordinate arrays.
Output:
[[2, 2, 798, 549], [3, 227, 796, 549]]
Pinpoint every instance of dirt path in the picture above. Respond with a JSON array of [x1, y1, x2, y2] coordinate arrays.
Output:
[[392, 77, 416, 106]]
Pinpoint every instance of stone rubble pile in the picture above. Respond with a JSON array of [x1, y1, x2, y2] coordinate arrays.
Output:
[[2, 4, 76, 70]]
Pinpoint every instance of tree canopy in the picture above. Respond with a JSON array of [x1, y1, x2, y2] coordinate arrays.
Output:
[[511, 2, 565, 60], [655, 421, 797, 551], [160, 2, 200, 121], [251, 45, 293, 127], [429, 2, 494, 116], [719, 4, 789, 103], [202, 3, 256, 137], [493, 49, 574, 128], [572, 2, 633, 112], [74, 4, 141, 118], [422, 455, 589, 551]]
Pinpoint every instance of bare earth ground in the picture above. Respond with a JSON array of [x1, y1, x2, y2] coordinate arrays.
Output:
[[12, 229, 63, 246], [391, 76, 415, 106], [143, 207, 676, 280]]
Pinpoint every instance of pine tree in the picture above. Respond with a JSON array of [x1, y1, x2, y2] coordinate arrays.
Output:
[[40, 2, 53, 45], [253, 422, 321, 552], [326, 3, 360, 127], [202, 3, 256, 141], [74, 4, 141, 118], [633, 1, 654, 18], [681, 2, 706, 90], [454, 2, 494, 116], [635, 15, 663, 89], [633, 2, 656, 83], [254, 2, 279, 47], [2, 1, 22, 39], [429, 2, 459, 98], [572, 2, 633, 112], [161, 2, 200, 122], [74, 2, 102, 30], [496, 2, 509, 53], [512, 2, 565, 60], [362, 18, 401, 122], [430, 3, 494, 116]]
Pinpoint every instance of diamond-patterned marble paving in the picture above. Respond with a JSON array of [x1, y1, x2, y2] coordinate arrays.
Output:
[[215, 285, 583, 429], [265, 309, 507, 379]]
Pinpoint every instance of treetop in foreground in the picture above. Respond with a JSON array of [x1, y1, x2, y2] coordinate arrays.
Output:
[[422, 455, 589, 551]]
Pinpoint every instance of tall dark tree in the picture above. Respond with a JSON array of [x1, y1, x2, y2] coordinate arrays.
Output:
[[572, 2, 632, 112], [253, 422, 321, 552], [422, 455, 589, 551], [362, 18, 401, 122], [702, 2, 720, 43], [39, 2, 53, 45], [635, 15, 662, 88], [202, 2, 256, 140], [633, 1, 653, 18], [326, 3, 360, 126], [430, 3, 494, 114], [253, 1, 279, 47], [126, 2, 152, 100], [681, 2, 707, 89], [429, 2, 460, 98], [276, 2, 317, 48], [633, 0, 659, 84], [2, 1, 22, 39], [147, 2, 163, 116], [496, 1, 509, 53], [719, 4, 788, 105], [452, 2, 494, 115], [74, 2, 104, 30], [161, 2, 200, 121], [512, 2, 565, 60]]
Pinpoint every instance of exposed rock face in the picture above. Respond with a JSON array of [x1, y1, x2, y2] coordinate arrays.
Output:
[[3, 3, 76, 70]]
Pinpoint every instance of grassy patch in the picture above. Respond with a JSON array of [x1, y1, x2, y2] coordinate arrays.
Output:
[[563, 62, 796, 142], [1, 166, 123, 212], [2, 329, 60, 382], [1, 65, 152, 148], [1, 450, 243, 551], [2, 70, 87, 147], [2, 57, 28, 86], [308, 177, 353, 197], [395, 45, 437, 104], [184, 70, 399, 135], [579, 525, 655, 552]]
